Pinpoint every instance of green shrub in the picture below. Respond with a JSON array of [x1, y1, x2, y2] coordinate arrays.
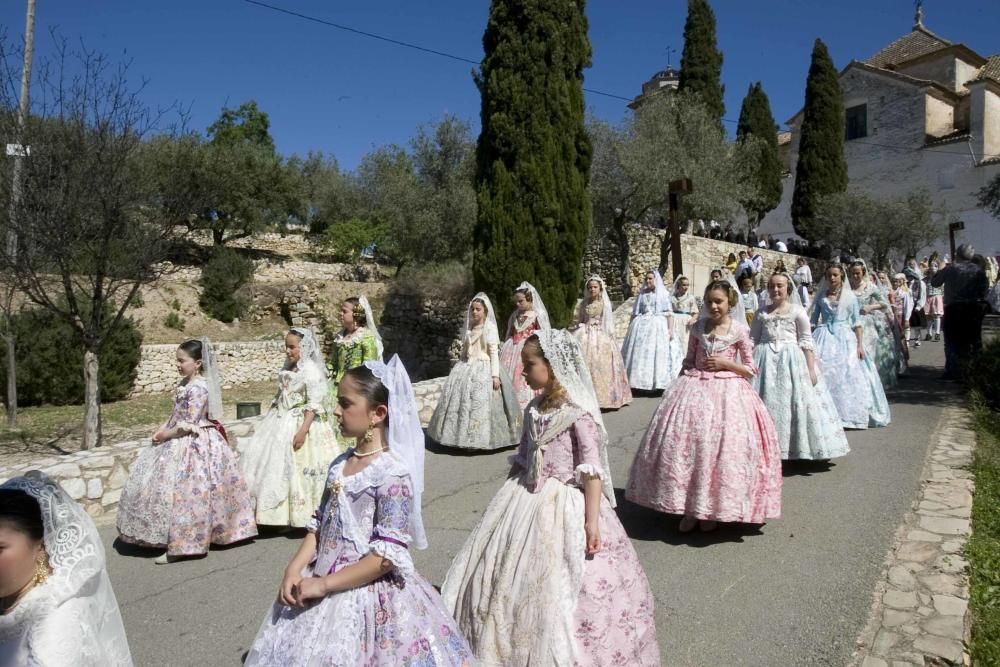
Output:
[[171, 298, 182, 311], [323, 218, 385, 263], [968, 338, 1000, 411], [164, 312, 186, 331], [130, 291, 145, 308], [199, 247, 254, 322], [0, 306, 142, 406]]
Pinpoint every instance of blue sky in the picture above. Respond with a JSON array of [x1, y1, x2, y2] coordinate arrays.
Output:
[[2, 1, 997, 169]]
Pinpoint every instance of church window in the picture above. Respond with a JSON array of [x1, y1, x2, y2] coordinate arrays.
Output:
[[846, 104, 868, 140]]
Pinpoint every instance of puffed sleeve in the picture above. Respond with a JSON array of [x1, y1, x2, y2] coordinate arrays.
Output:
[[736, 327, 758, 376], [361, 334, 380, 363], [302, 364, 328, 415], [370, 474, 415, 572], [175, 383, 209, 434], [571, 413, 605, 484], [848, 299, 862, 329], [794, 307, 815, 350], [488, 340, 501, 377], [305, 483, 329, 534]]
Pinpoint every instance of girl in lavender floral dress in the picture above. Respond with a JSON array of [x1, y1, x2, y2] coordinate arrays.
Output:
[[245, 356, 474, 666], [626, 281, 783, 532], [443, 330, 660, 666], [117, 338, 257, 564]]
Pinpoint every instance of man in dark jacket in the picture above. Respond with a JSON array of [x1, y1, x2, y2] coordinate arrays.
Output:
[[930, 244, 989, 379]]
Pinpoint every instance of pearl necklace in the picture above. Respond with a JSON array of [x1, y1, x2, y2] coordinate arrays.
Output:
[[352, 447, 385, 458]]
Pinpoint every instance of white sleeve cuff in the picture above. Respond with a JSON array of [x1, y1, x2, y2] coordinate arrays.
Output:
[[574, 463, 604, 484]]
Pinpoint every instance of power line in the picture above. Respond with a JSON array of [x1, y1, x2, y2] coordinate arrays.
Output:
[[240, 0, 638, 103]]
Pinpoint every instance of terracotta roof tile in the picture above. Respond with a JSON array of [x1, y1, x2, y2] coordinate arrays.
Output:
[[866, 27, 952, 69], [972, 54, 1000, 84]]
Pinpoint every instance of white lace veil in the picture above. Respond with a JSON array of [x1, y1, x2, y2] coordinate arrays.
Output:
[[196, 337, 223, 421], [578, 276, 616, 336], [534, 329, 616, 507], [507, 282, 551, 336], [769, 272, 802, 307], [364, 355, 427, 550], [810, 265, 859, 322], [463, 293, 501, 345], [0, 472, 132, 665], [357, 296, 384, 358], [700, 270, 746, 324], [633, 268, 670, 317], [290, 327, 326, 374]]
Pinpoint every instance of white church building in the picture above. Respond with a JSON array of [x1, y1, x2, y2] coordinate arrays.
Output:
[[761, 9, 1000, 256]]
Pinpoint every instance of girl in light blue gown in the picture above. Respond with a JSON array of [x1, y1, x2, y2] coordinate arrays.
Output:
[[810, 265, 890, 429], [751, 273, 850, 460], [621, 268, 683, 391]]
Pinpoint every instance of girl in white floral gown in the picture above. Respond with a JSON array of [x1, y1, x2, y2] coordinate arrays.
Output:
[[622, 268, 683, 392], [117, 338, 257, 563], [443, 330, 660, 666], [670, 274, 699, 352], [750, 273, 849, 460], [245, 357, 475, 666], [239, 328, 343, 527], [572, 276, 632, 410], [500, 281, 551, 411], [428, 293, 520, 450]]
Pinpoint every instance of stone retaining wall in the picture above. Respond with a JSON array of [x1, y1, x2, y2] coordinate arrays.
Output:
[[584, 225, 826, 299], [132, 340, 287, 395], [0, 377, 447, 522]]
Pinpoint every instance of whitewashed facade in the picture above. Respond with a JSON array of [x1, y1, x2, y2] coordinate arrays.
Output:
[[761, 15, 1000, 256]]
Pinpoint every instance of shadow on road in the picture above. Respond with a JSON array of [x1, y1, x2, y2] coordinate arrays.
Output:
[[782, 460, 835, 477], [613, 488, 764, 547], [885, 360, 965, 409], [423, 434, 518, 457]]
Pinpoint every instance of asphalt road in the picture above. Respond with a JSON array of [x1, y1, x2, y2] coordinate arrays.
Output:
[[100, 343, 958, 666]]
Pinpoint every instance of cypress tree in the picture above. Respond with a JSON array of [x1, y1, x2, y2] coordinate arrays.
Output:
[[736, 82, 783, 225], [473, 0, 593, 326], [678, 0, 725, 125], [791, 39, 847, 237]]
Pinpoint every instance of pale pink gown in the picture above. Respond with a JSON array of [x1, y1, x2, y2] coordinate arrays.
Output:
[[443, 403, 660, 666], [626, 319, 783, 523]]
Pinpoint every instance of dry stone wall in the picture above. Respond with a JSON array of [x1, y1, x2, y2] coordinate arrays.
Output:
[[0, 377, 447, 523], [380, 291, 467, 382], [586, 224, 825, 299], [131, 340, 287, 395]]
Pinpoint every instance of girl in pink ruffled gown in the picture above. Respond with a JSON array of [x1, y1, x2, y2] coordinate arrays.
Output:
[[626, 280, 782, 532], [499, 281, 551, 410], [443, 330, 660, 666]]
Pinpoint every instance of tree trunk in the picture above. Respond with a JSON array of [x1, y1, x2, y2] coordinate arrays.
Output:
[[82, 349, 102, 449], [212, 227, 224, 246], [5, 333, 15, 429]]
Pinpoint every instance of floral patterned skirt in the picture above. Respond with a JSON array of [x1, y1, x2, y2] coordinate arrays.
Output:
[[621, 314, 683, 391], [751, 343, 850, 460], [626, 374, 782, 523], [861, 313, 900, 390], [238, 410, 343, 527], [117, 430, 257, 556], [500, 338, 541, 412], [245, 569, 475, 667], [574, 326, 632, 409], [442, 476, 660, 666], [427, 358, 521, 450], [813, 326, 890, 429]]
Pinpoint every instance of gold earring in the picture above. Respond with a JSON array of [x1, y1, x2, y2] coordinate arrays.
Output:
[[363, 422, 375, 445], [33, 551, 51, 587]]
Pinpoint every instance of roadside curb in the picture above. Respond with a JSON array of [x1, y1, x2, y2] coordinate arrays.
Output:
[[851, 405, 974, 667]]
